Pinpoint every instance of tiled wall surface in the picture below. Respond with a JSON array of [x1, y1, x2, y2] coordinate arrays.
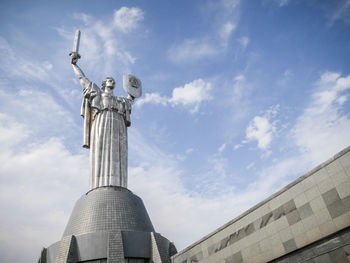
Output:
[[63, 187, 155, 236], [172, 146, 350, 263], [270, 226, 350, 263]]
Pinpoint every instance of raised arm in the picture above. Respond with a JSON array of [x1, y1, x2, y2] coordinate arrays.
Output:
[[70, 52, 90, 88]]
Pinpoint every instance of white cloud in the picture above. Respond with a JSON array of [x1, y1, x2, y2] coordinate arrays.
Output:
[[136, 79, 213, 113], [170, 79, 213, 112], [0, 115, 88, 263], [246, 116, 274, 150], [292, 72, 350, 164], [0, 113, 29, 147], [245, 105, 279, 151], [135, 92, 168, 107], [113, 7, 144, 33], [168, 39, 217, 63]]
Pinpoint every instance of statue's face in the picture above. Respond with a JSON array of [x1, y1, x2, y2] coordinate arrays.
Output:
[[105, 78, 115, 88]]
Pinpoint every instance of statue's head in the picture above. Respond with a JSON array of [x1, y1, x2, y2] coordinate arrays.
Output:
[[102, 77, 115, 91]]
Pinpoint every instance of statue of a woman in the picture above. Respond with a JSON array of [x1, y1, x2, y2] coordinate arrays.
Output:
[[70, 52, 135, 190]]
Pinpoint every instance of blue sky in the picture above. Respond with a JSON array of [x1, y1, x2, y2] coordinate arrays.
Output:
[[1, 0, 350, 262]]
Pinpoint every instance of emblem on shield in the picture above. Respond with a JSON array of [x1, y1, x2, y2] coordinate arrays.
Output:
[[123, 74, 142, 98]]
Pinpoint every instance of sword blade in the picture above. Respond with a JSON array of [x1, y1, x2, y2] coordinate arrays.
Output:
[[72, 29, 81, 53]]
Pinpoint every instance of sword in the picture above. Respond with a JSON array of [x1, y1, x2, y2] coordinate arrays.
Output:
[[69, 29, 81, 63]]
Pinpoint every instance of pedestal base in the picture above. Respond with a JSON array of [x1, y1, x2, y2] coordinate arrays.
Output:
[[38, 187, 176, 263]]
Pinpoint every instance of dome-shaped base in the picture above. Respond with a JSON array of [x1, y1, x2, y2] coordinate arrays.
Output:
[[63, 186, 154, 236], [38, 187, 177, 263]]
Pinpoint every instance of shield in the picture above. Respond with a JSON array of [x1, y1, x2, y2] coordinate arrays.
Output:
[[123, 74, 142, 98]]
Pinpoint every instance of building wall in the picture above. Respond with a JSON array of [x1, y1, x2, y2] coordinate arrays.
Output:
[[270, 226, 350, 263], [172, 146, 350, 263]]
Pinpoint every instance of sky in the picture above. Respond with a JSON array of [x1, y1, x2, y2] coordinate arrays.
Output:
[[0, 0, 350, 262]]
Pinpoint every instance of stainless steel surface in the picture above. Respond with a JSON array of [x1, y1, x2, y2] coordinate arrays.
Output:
[[70, 31, 141, 189]]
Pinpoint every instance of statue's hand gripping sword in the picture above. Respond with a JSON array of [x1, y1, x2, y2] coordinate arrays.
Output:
[[69, 30, 81, 64]]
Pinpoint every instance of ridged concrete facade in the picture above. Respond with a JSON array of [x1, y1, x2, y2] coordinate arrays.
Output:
[[38, 187, 177, 263]]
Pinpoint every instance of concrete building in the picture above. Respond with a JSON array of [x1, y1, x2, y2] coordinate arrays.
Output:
[[172, 146, 350, 263]]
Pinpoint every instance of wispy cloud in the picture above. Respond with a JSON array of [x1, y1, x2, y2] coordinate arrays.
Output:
[[238, 36, 250, 48], [231, 74, 251, 112], [58, 7, 145, 77], [168, 39, 218, 63], [306, 0, 350, 26], [273, 0, 290, 7], [329, 0, 350, 25], [167, 0, 241, 63], [218, 143, 227, 152], [0, 87, 78, 141], [223, 74, 252, 121], [293, 72, 350, 164], [136, 78, 213, 113], [0, 37, 52, 82], [219, 22, 237, 46]]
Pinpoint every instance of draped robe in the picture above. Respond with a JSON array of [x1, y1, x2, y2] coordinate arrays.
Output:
[[81, 82, 132, 189]]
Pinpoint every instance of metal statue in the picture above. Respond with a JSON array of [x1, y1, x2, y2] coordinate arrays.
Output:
[[69, 30, 142, 189]]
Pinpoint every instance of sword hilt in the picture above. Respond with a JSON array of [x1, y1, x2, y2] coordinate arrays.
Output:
[[69, 51, 81, 58], [69, 51, 81, 65]]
